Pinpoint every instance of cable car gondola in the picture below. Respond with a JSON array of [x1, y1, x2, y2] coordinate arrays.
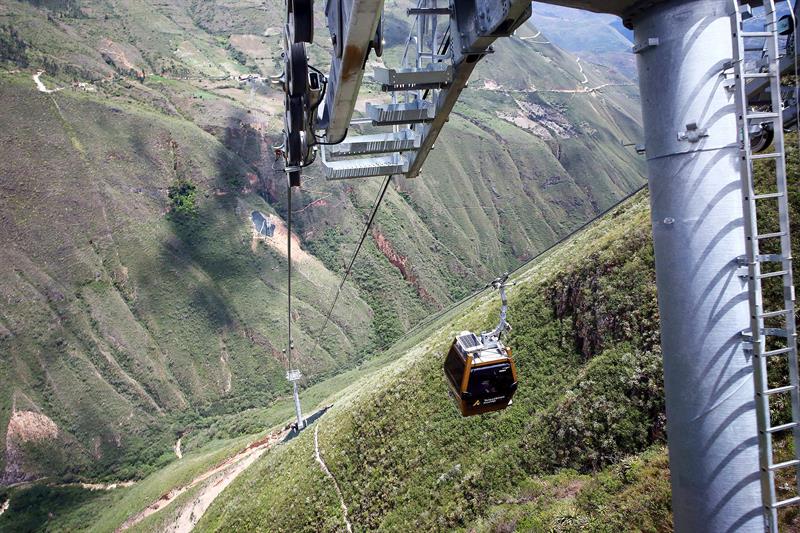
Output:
[[444, 274, 518, 417]]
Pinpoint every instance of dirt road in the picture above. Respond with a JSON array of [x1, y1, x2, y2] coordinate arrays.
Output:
[[32, 71, 62, 94], [118, 429, 287, 532]]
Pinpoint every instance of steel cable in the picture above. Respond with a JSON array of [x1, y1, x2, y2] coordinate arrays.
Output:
[[305, 175, 394, 366]]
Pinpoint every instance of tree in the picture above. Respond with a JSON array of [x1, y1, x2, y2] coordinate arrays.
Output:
[[168, 178, 198, 217]]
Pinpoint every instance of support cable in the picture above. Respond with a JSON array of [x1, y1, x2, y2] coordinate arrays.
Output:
[[287, 185, 294, 367], [307, 175, 393, 362], [287, 184, 305, 430]]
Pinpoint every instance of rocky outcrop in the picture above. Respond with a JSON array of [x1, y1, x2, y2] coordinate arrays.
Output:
[[546, 229, 660, 361], [372, 229, 434, 305], [1, 410, 59, 485]]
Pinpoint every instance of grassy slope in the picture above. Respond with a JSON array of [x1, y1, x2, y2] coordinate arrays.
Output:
[[196, 134, 800, 531], [0, 0, 645, 486], [196, 191, 665, 532], [0, 68, 376, 481]]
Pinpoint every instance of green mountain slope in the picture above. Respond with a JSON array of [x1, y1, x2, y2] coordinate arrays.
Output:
[[530, 4, 637, 80], [198, 129, 800, 530], [0, 71, 374, 482], [196, 190, 666, 532], [194, 129, 800, 531], [0, 0, 644, 485]]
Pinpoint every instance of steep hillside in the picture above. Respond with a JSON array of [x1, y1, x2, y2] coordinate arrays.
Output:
[[197, 190, 667, 532], [0, 71, 374, 482], [0, 0, 644, 485], [198, 125, 800, 530], [529, 4, 637, 80]]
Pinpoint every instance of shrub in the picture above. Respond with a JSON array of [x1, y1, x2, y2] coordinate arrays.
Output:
[[168, 178, 198, 217], [0, 25, 29, 67]]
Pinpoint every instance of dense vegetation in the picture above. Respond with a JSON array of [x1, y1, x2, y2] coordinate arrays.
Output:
[[168, 178, 199, 217], [0, 24, 28, 67]]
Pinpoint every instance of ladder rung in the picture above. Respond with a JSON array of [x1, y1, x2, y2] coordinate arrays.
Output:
[[760, 385, 797, 396], [757, 270, 789, 280], [755, 231, 787, 240], [742, 31, 774, 38], [739, 254, 787, 265], [407, 7, 452, 15], [754, 192, 785, 200], [746, 112, 780, 120], [764, 328, 791, 338], [751, 152, 783, 160], [766, 421, 799, 433], [763, 347, 793, 357], [758, 309, 791, 319], [766, 422, 798, 433], [768, 459, 800, 471], [770, 496, 800, 510], [757, 254, 787, 262], [744, 72, 774, 79], [743, 328, 791, 339]]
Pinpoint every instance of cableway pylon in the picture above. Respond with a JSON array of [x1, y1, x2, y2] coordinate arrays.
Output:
[[731, 1, 800, 528], [276, 0, 532, 183]]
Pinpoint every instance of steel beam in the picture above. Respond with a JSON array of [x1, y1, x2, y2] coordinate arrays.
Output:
[[320, 0, 385, 141]]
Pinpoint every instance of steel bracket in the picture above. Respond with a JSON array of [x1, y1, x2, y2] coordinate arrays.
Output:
[[632, 37, 659, 54], [677, 122, 709, 143]]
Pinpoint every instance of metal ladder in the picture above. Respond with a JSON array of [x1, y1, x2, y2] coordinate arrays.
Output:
[[731, 1, 800, 529], [321, 0, 452, 180], [319, 0, 531, 180]]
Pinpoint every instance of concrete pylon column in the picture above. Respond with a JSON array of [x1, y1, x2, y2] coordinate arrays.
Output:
[[631, 0, 763, 530]]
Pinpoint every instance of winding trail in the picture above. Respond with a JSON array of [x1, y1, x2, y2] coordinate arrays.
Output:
[[0, 499, 9, 517], [166, 441, 273, 533], [475, 82, 634, 96], [174, 437, 183, 460], [576, 57, 589, 85], [32, 71, 63, 94], [518, 31, 551, 44], [57, 481, 135, 491], [314, 426, 353, 533], [118, 429, 287, 532]]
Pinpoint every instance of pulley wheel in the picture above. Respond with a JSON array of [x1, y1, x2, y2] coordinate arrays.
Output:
[[372, 16, 384, 57], [286, 95, 304, 134], [286, 42, 308, 97], [288, 0, 314, 44], [750, 123, 774, 153], [286, 130, 302, 166]]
